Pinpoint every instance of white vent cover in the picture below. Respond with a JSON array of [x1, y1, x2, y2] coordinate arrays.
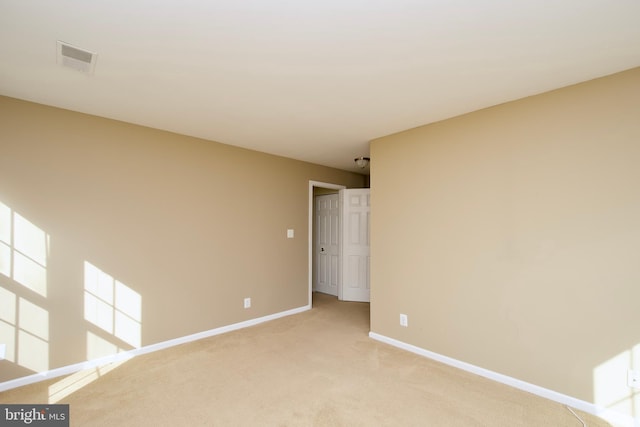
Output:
[[56, 41, 97, 74]]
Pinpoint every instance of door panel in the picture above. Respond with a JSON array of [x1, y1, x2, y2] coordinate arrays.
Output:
[[313, 194, 339, 296], [340, 189, 370, 302]]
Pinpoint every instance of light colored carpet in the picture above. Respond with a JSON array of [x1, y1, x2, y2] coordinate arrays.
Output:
[[0, 292, 609, 426]]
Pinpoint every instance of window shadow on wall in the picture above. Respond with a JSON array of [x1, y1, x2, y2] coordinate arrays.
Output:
[[0, 201, 50, 378], [83, 261, 142, 352], [593, 345, 640, 423], [47, 261, 142, 403], [0, 199, 143, 401]]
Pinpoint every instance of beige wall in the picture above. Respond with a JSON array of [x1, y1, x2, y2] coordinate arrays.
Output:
[[370, 68, 640, 405], [0, 96, 364, 382]]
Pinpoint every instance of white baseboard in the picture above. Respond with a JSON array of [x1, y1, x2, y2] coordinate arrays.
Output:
[[0, 304, 311, 393], [368, 332, 638, 427]]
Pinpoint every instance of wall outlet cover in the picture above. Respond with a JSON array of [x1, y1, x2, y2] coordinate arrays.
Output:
[[400, 314, 408, 327], [0, 343, 5, 360], [244, 298, 251, 309]]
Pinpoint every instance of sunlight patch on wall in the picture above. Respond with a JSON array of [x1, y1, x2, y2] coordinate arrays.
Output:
[[17, 330, 48, 372], [0, 200, 50, 374], [114, 281, 141, 348], [0, 202, 10, 278], [84, 262, 142, 350], [0, 288, 49, 372], [594, 345, 640, 421], [17, 298, 49, 372], [13, 214, 48, 297], [86, 331, 119, 361], [0, 286, 16, 362], [0, 202, 48, 297]]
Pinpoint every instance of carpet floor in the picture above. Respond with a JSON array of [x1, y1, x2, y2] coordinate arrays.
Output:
[[0, 292, 610, 426]]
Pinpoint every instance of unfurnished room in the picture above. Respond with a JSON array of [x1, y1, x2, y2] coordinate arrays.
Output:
[[1, 1, 639, 426]]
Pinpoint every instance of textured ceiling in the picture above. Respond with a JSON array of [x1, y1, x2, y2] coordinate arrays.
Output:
[[1, 0, 639, 173]]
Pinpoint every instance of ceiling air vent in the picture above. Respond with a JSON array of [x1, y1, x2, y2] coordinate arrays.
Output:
[[56, 41, 97, 74]]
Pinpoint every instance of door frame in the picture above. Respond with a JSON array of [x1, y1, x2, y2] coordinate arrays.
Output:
[[308, 181, 346, 307]]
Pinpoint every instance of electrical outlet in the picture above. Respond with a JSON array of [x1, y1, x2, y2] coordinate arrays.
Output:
[[399, 314, 408, 327], [628, 369, 640, 389], [0, 343, 5, 360], [244, 298, 251, 309]]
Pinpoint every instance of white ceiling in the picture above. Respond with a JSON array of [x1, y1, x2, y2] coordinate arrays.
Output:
[[1, 1, 639, 173]]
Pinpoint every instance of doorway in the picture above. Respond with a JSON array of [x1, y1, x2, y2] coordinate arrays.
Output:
[[308, 181, 371, 306], [308, 181, 345, 306]]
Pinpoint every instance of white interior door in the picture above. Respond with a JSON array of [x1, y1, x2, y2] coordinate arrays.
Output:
[[339, 189, 370, 302], [313, 194, 339, 296]]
